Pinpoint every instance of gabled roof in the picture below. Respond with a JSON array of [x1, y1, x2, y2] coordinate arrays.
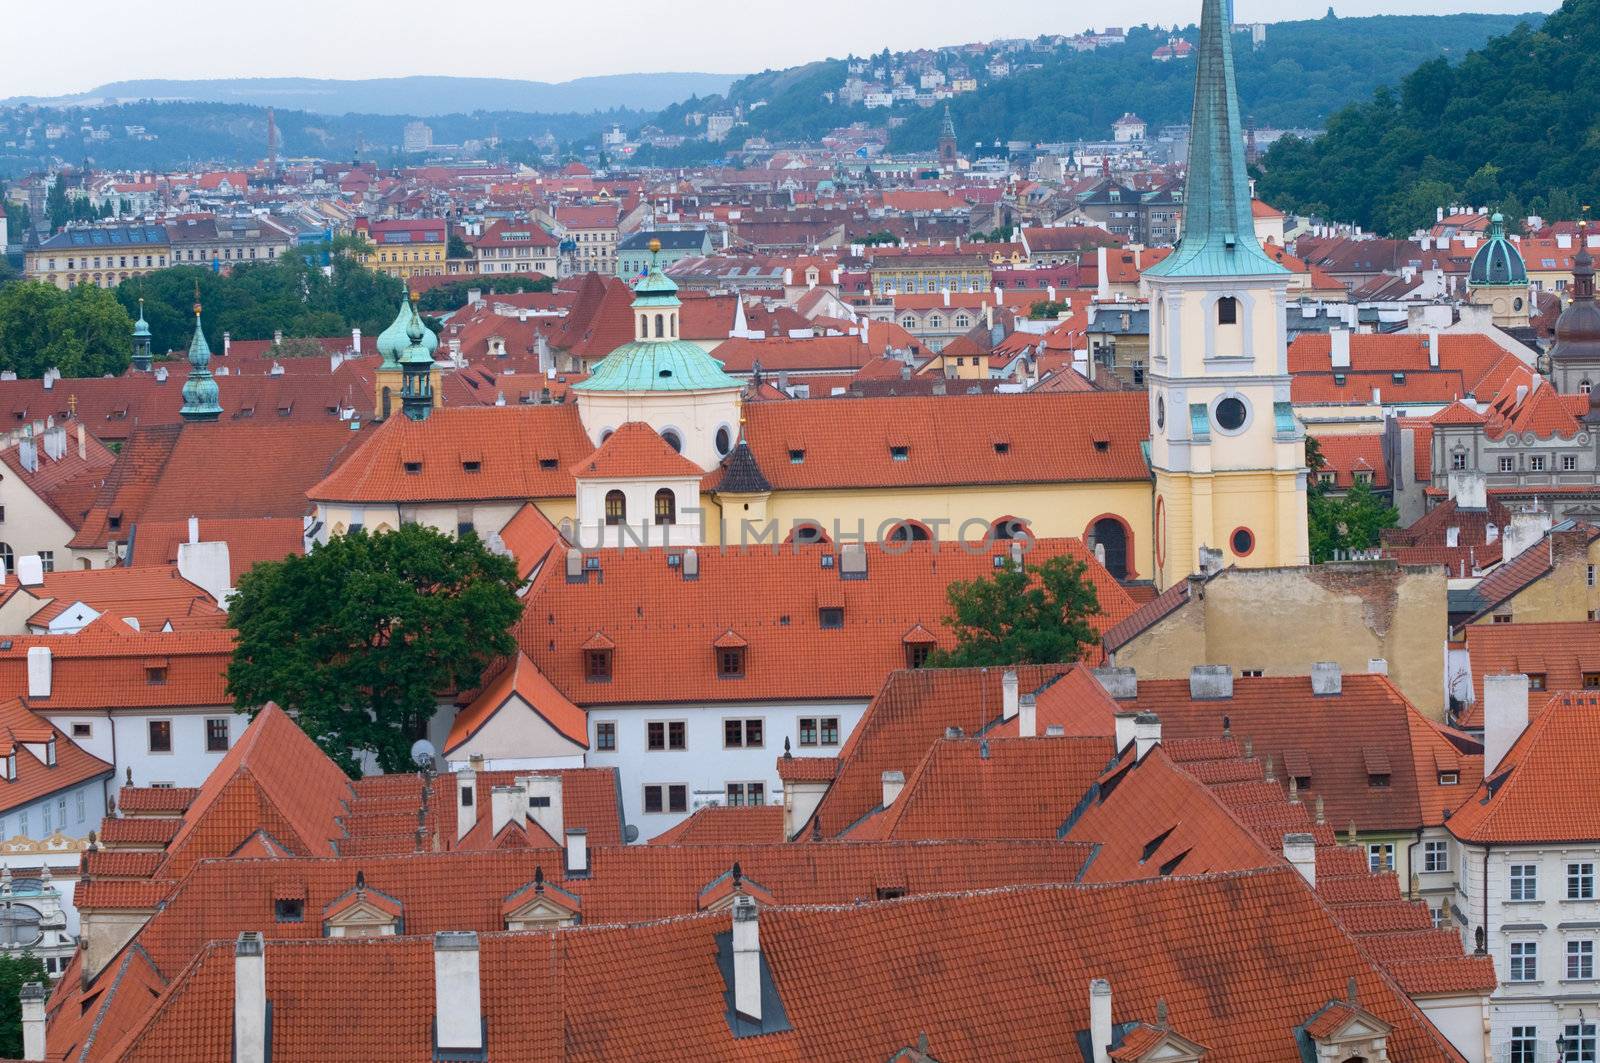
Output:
[[569, 422, 704, 480], [445, 652, 588, 755], [1448, 692, 1600, 844], [0, 697, 113, 816]]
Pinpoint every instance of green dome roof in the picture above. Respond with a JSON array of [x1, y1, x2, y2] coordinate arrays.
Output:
[[398, 308, 436, 367], [573, 339, 739, 392], [376, 293, 438, 367], [132, 299, 150, 338], [180, 309, 221, 421], [1469, 214, 1528, 287]]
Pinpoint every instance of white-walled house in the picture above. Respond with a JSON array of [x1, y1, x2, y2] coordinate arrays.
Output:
[[1449, 676, 1600, 1063]]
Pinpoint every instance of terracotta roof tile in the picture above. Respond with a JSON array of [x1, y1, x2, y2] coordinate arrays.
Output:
[[569, 422, 704, 480]]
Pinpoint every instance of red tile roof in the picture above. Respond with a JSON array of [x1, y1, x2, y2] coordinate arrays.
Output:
[[0, 697, 113, 815], [0, 630, 235, 711], [646, 805, 786, 846], [1448, 692, 1600, 844], [127, 517, 305, 583], [445, 651, 588, 755], [519, 542, 1134, 708], [741, 391, 1150, 490], [2, 565, 221, 632], [1311, 433, 1390, 489], [569, 422, 703, 480]]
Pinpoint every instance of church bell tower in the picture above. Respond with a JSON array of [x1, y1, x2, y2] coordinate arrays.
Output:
[[1144, 0, 1308, 588]]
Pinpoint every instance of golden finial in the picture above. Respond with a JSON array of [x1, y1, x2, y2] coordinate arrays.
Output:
[[648, 238, 662, 255], [192, 280, 201, 317], [68, 394, 77, 417]]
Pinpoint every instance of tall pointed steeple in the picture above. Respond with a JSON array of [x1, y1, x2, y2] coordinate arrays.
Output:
[[1146, 0, 1283, 279], [938, 106, 959, 170], [130, 297, 152, 373], [179, 293, 222, 422]]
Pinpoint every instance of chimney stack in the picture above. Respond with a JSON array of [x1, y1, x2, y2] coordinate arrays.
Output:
[[455, 760, 478, 841], [188, 515, 201, 545], [1483, 673, 1531, 775], [1310, 662, 1342, 696], [1089, 979, 1113, 1063], [881, 770, 905, 807], [490, 784, 526, 837], [1113, 711, 1138, 755], [565, 828, 589, 876], [1092, 667, 1137, 701], [1189, 664, 1233, 700], [16, 555, 43, 587], [77, 423, 86, 460], [1283, 833, 1317, 888], [520, 774, 563, 843], [1001, 669, 1019, 721], [233, 933, 267, 1063], [433, 932, 484, 1055], [1428, 330, 1440, 368], [1330, 328, 1351, 369], [732, 895, 762, 1023], [1018, 693, 1037, 738], [351, 327, 362, 354], [19, 982, 45, 1062], [1132, 712, 1161, 761], [840, 543, 867, 580], [26, 647, 50, 700]]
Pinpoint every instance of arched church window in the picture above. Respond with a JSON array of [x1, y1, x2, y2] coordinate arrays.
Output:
[[654, 490, 676, 526], [0, 543, 12, 574], [604, 491, 626, 527], [1217, 297, 1239, 325], [654, 314, 665, 338], [1582, 380, 1593, 395]]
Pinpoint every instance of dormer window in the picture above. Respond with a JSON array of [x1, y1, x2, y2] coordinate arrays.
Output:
[[818, 607, 844, 629], [889, 445, 909, 461], [403, 461, 422, 475], [462, 460, 481, 473], [718, 647, 746, 679], [788, 448, 805, 464], [274, 899, 304, 922], [585, 649, 613, 683]]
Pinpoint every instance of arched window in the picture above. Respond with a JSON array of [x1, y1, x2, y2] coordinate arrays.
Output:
[[661, 429, 683, 453], [1217, 297, 1239, 325], [787, 522, 830, 546], [900, 314, 918, 329], [604, 490, 626, 527], [1583, 380, 1593, 395], [0, 543, 13, 575], [654, 313, 665, 338], [990, 517, 1031, 542], [654, 489, 676, 526], [638, 314, 648, 337], [887, 521, 931, 543]]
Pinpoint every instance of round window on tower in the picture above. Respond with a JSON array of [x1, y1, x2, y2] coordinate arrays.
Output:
[[1514, 297, 1525, 312], [1214, 396, 1249, 433], [1156, 395, 1166, 430], [715, 426, 733, 456], [1230, 527, 1256, 558], [662, 429, 683, 453]]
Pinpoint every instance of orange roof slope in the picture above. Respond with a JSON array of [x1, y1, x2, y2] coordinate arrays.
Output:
[[128, 518, 306, 583], [0, 697, 113, 815], [101, 870, 1466, 1063], [445, 652, 588, 755], [569, 422, 704, 480], [1449, 692, 1600, 844]]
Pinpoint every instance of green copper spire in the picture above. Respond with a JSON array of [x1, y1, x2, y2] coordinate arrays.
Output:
[[1146, 0, 1284, 279], [131, 297, 152, 373], [179, 298, 222, 422], [398, 305, 436, 421]]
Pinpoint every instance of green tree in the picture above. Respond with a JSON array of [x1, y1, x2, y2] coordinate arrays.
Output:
[[227, 526, 523, 775], [0, 281, 132, 378], [928, 553, 1102, 668], [1029, 299, 1071, 320], [447, 232, 471, 259], [0, 953, 45, 1058], [1305, 437, 1401, 562]]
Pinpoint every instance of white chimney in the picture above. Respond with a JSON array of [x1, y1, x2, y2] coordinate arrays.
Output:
[[732, 895, 762, 1023], [16, 555, 43, 587], [1330, 329, 1351, 369], [565, 828, 589, 875], [26, 647, 50, 699], [19, 982, 45, 1061], [520, 774, 563, 842], [233, 932, 267, 1063], [1445, 527, 1460, 549], [1132, 712, 1161, 761], [1089, 979, 1113, 1063], [1446, 471, 1488, 512], [1001, 668, 1019, 721], [1483, 674, 1531, 775], [1283, 833, 1317, 888], [433, 932, 484, 1054], [1503, 506, 1552, 562], [188, 515, 201, 544], [77, 423, 86, 460], [490, 784, 526, 837], [1428, 330, 1440, 368], [1018, 693, 1037, 738], [881, 770, 905, 807], [1113, 711, 1138, 754], [1096, 246, 1110, 300], [1310, 662, 1342, 696], [351, 327, 362, 354], [1367, 658, 1389, 676], [455, 762, 477, 841]]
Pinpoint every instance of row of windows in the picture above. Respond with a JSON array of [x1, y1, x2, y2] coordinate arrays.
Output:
[[641, 781, 771, 815], [603, 489, 679, 527], [1450, 452, 1584, 473], [898, 312, 975, 330], [596, 716, 841, 753], [45, 254, 164, 270], [122, 717, 234, 755], [1510, 1024, 1596, 1063], [1508, 860, 1597, 901], [0, 546, 50, 573], [376, 249, 443, 262], [586, 639, 933, 680], [1508, 938, 1597, 982], [0, 790, 88, 837]]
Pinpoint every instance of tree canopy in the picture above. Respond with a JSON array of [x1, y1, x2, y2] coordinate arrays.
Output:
[[226, 526, 523, 776], [929, 553, 1102, 668], [1305, 437, 1401, 562], [0, 281, 132, 378], [1257, 1, 1596, 235], [115, 254, 403, 358], [0, 953, 47, 1059]]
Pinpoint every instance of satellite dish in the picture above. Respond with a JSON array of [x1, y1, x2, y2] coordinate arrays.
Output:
[[410, 739, 438, 772], [623, 824, 640, 844]]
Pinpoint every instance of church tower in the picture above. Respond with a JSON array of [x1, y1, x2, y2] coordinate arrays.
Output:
[[1144, 0, 1308, 589], [937, 106, 959, 171], [130, 298, 152, 373], [1552, 219, 1600, 401], [1467, 213, 1531, 330], [179, 298, 222, 423]]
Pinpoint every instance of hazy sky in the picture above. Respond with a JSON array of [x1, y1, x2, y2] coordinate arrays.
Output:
[[5, 0, 1557, 99]]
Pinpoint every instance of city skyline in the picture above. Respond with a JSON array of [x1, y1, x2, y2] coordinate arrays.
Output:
[[4, 0, 1557, 101]]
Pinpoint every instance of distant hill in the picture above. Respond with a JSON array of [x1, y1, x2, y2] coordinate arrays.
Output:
[[641, 12, 1538, 165], [1257, 0, 1594, 236], [11, 73, 741, 117]]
